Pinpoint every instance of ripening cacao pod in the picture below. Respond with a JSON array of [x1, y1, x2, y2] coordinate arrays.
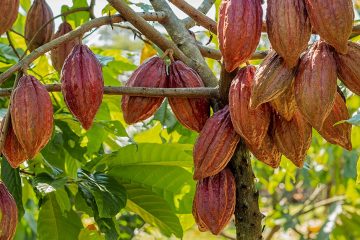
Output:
[[266, 0, 311, 68], [50, 22, 81, 73], [61, 44, 104, 130], [273, 111, 312, 167], [229, 66, 271, 146], [193, 106, 240, 180], [11, 75, 53, 159], [316, 93, 352, 150], [335, 42, 360, 96], [1, 120, 27, 168], [270, 83, 297, 121], [0, 182, 18, 240], [168, 61, 210, 132], [25, 0, 54, 52], [193, 168, 236, 235], [218, 0, 263, 72], [305, 0, 354, 54], [121, 56, 167, 124], [247, 134, 282, 168], [250, 51, 297, 109], [295, 41, 337, 130], [0, 0, 19, 36]]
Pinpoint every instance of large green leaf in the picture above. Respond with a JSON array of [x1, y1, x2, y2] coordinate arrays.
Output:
[[37, 193, 82, 240], [125, 183, 183, 238]]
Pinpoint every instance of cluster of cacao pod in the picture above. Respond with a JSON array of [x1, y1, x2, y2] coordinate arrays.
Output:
[[0, 182, 18, 240]]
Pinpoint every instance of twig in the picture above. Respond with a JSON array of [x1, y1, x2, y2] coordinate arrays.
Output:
[[183, 0, 215, 29], [19, 169, 35, 177], [220, 232, 236, 240], [0, 12, 166, 85], [113, 24, 152, 45], [169, 0, 217, 34], [6, 32, 21, 59], [198, 45, 268, 61], [265, 225, 281, 240], [0, 85, 220, 98], [89, 0, 96, 19]]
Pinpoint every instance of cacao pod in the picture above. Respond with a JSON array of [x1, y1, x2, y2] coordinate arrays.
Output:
[[50, 22, 80, 73], [266, 0, 311, 68], [316, 93, 352, 150], [0, 0, 19, 36], [193, 168, 236, 235], [270, 83, 297, 121], [247, 134, 282, 168], [61, 44, 104, 130], [193, 106, 240, 180], [168, 61, 210, 132], [218, 0, 263, 72], [25, 0, 54, 52], [0, 182, 18, 240], [273, 111, 312, 167], [2, 120, 27, 169], [10, 75, 53, 159], [305, 0, 354, 54], [229, 66, 271, 146], [121, 56, 167, 124], [295, 41, 337, 130], [250, 51, 297, 109], [335, 42, 360, 96]]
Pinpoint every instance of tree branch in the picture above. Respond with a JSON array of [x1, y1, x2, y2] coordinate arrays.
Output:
[[183, 0, 215, 29]]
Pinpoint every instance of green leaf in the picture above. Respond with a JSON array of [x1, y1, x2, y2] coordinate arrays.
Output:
[[37, 193, 82, 240], [125, 183, 183, 238], [61, 0, 90, 27], [79, 229, 105, 240], [1, 158, 25, 219]]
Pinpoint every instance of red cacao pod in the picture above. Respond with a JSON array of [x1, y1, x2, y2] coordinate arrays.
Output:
[[305, 0, 354, 54], [168, 61, 210, 132], [2, 121, 27, 169], [0, 182, 18, 240], [10, 75, 53, 159], [273, 111, 312, 167], [193, 168, 236, 235], [50, 22, 81, 73], [295, 41, 337, 130], [25, 0, 54, 52], [316, 93, 352, 150], [193, 106, 240, 180], [229, 66, 271, 146], [61, 44, 104, 130], [247, 134, 282, 168], [335, 42, 360, 96], [0, 0, 19, 35], [250, 51, 297, 109], [218, 0, 263, 72], [266, 0, 311, 68], [270, 83, 297, 121], [121, 56, 167, 124]]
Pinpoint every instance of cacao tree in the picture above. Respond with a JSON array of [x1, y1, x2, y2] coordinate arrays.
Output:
[[0, 0, 360, 240]]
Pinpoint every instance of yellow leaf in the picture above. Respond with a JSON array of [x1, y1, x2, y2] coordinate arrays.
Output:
[[140, 43, 157, 64]]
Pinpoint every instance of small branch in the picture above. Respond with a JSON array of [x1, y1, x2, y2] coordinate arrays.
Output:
[[19, 169, 35, 176], [169, 0, 217, 34], [0, 12, 166, 85], [89, 0, 96, 19], [183, 0, 215, 29], [6, 32, 21, 59], [220, 232, 236, 240], [265, 225, 281, 240], [0, 85, 220, 98], [198, 45, 268, 61]]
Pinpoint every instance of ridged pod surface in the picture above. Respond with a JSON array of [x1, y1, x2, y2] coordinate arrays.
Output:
[[61, 44, 104, 130], [121, 57, 167, 124], [10, 75, 53, 159], [51, 22, 81, 73], [316, 93, 352, 150], [193, 168, 236, 235], [273, 111, 312, 167], [193, 106, 240, 180], [250, 51, 297, 108], [218, 0, 263, 72], [305, 0, 354, 54], [0, 182, 18, 240], [168, 61, 210, 132], [247, 135, 282, 168], [2, 121, 27, 168], [335, 42, 360, 96], [295, 41, 337, 130], [229, 66, 271, 146], [267, 0, 311, 68], [0, 0, 19, 35], [25, 0, 54, 52], [270, 83, 297, 121]]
